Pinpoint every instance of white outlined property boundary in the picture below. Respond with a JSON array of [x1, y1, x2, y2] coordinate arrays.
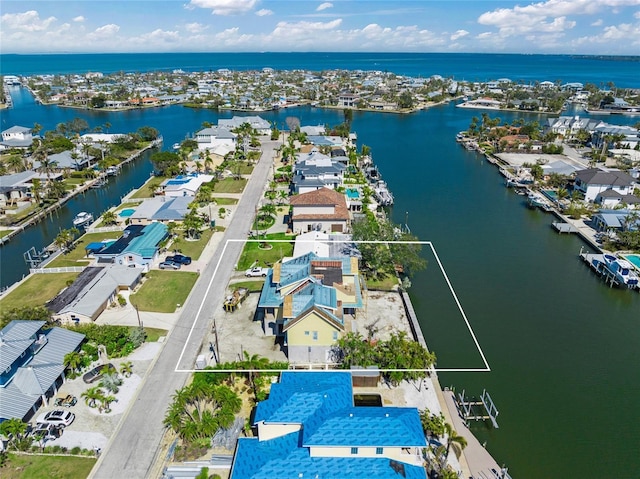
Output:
[[175, 239, 490, 374]]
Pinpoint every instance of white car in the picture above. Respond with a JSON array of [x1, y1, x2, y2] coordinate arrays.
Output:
[[245, 267, 268, 277], [36, 409, 75, 427]]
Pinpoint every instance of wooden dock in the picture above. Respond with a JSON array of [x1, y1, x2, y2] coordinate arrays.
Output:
[[552, 221, 579, 234]]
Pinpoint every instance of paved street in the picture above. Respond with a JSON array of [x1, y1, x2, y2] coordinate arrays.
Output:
[[89, 139, 280, 479]]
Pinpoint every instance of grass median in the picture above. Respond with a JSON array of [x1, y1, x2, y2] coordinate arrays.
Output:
[[130, 270, 199, 313]]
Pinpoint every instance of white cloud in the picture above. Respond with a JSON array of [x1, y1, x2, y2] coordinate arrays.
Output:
[[88, 24, 120, 39], [255, 9, 273, 16], [1, 10, 57, 32], [72, 16, 85, 23], [317, 2, 334, 11], [188, 0, 257, 15], [635, 10, 640, 18], [450, 29, 469, 41], [591, 19, 604, 26], [139, 29, 181, 43], [478, 0, 640, 37], [185, 22, 208, 33]]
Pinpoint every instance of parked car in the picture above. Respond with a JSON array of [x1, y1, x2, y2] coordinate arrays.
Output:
[[166, 254, 192, 265], [53, 394, 77, 407], [245, 267, 268, 277], [31, 422, 63, 441], [159, 260, 181, 270], [82, 363, 116, 384], [36, 409, 75, 428]]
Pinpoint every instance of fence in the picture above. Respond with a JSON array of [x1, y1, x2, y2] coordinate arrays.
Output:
[[30, 266, 86, 274]]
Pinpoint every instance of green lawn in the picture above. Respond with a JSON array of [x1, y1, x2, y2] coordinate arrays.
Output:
[[170, 229, 214, 260], [365, 275, 400, 291], [229, 279, 266, 293], [212, 197, 239, 205], [0, 453, 96, 479], [46, 232, 121, 268], [0, 229, 12, 238], [0, 272, 80, 311], [131, 175, 167, 198], [130, 270, 199, 312], [213, 178, 247, 194], [143, 327, 169, 342], [237, 232, 295, 270]]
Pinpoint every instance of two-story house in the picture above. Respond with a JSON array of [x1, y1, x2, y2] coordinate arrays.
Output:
[[289, 187, 350, 234], [574, 168, 636, 202], [0, 125, 35, 151], [230, 371, 427, 479], [0, 320, 85, 421], [257, 252, 362, 363]]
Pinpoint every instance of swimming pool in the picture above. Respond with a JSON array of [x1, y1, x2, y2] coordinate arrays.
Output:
[[119, 208, 136, 217], [623, 254, 640, 270], [345, 188, 360, 199], [542, 189, 558, 201]]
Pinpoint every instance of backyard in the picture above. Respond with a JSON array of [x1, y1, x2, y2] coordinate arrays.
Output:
[[46, 232, 121, 268], [0, 272, 80, 310], [130, 175, 167, 199], [130, 270, 199, 313]]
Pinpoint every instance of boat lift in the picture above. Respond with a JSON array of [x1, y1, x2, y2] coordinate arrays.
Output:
[[456, 389, 500, 429], [23, 246, 50, 268]]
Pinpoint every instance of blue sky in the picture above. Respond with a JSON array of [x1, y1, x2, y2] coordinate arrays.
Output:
[[1, 0, 639, 55]]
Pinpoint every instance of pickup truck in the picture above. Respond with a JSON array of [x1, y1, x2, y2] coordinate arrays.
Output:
[[245, 267, 268, 277]]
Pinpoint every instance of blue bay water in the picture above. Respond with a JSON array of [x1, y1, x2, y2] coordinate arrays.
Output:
[[1, 52, 640, 87], [0, 53, 639, 479]]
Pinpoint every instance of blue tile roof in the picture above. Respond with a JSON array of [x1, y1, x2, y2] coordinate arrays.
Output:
[[232, 434, 428, 479], [305, 407, 427, 448]]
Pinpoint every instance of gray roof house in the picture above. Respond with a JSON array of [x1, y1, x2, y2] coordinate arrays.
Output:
[[0, 320, 85, 422], [128, 196, 192, 225], [0, 125, 35, 150], [574, 168, 636, 202], [47, 265, 143, 323], [0, 170, 62, 206], [218, 115, 271, 135], [592, 209, 640, 232]]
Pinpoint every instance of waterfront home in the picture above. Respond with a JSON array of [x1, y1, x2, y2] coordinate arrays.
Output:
[[338, 92, 359, 108], [92, 223, 168, 267], [0, 320, 85, 422], [229, 371, 427, 479], [127, 196, 192, 225], [292, 231, 357, 258], [594, 190, 640, 209], [591, 209, 640, 233], [289, 187, 350, 234], [573, 168, 636, 202], [47, 265, 143, 323], [257, 252, 362, 363], [45, 150, 95, 171], [292, 152, 347, 194], [545, 116, 604, 139], [194, 126, 237, 149], [592, 124, 640, 150], [158, 173, 215, 197], [0, 125, 35, 150], [218, 115, 271, 135], [0, 170, 62, 208]]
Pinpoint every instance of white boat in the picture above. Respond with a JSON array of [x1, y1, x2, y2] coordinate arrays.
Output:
[[105, 166, 119, 176], [73, 212, 94, 227], [172, 143, 180, 150], [603, 254, 639, 287]]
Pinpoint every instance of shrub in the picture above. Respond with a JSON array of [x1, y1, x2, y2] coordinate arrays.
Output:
[[117, 294, 127, 306], [129, 326, 147, 348], [71, 446, 82, 455]]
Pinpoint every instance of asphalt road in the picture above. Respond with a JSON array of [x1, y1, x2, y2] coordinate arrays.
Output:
[[90, 139, 280, 479]]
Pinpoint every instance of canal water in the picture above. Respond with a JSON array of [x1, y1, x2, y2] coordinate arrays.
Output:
[[1, 87, 639, 478]]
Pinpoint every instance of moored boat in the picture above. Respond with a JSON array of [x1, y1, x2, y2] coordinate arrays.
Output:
[[72, 212, 94, 227]]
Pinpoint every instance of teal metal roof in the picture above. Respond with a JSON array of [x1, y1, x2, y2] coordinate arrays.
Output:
[[125, 222, 168, 258]]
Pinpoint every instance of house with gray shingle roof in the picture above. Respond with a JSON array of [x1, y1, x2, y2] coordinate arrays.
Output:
[[574, 168, 636, 202], [0, 320, 84, 422], [1, 125, 35, 150]]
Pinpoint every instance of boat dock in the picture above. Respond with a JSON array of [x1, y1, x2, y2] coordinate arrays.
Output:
[[552, 222, 579, 234], [579, 247, 639, 290]]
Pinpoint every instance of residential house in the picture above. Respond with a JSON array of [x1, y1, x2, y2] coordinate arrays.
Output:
[[591, 209, 640, 233], [127, 196, 192, 225], [93, 223, 168, 266], [545, 116, 604, 139], [0, 125, 35, 150], [338, 92, 359, 108], [0, 170, 61, 207], [573, 168, 636, 202], [194, 126, 237, 149], [0, 320, 85, 422], [257, 252, 362, 363], [45, 150, 94, 171], [218, 116, 271, 135], [229, 371, 427, 479], [46, 265, 143, 323], [289, 187, 350, 234], [159, 173, 215, 197], [591, 124, 640, 150], [594, 190, 640, 209], [292, 152, 347, 194]]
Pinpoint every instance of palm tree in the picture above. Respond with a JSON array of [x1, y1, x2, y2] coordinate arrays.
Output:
[[30, 177, 44, 205], [120, 361, 133, 378], [101, 394, 118, 413], [100, 372, 123, 394], [6, 153, 26, 173], [440, 423, 467, 470], [102, 210, 117, 226], [0, 418, 29, 450], [81, 386, 103, 408], [64, 351, 83, 373]]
